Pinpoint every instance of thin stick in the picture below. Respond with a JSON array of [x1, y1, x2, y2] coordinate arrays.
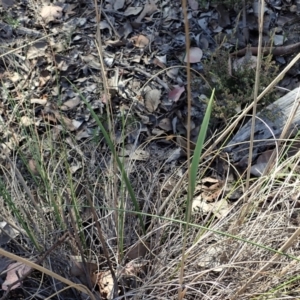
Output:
[[178, 0, 192, 298], [93, 0, 119, 260], [241, 0, 264, 228]]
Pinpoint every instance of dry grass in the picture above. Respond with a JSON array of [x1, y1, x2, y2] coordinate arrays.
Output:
[[2, 0, 300, 299]]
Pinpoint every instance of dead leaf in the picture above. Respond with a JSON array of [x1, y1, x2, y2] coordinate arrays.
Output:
[[69, 257, 98, 287], [30, 97, 47, 105], [152, 57, 166, 69], [250, 149, 273, 176], [136, 0, 158, 23], [158, 118, 172, 131], [28, 159, 39, 175], [92, 270, 114, 300], [52, 111, 82, 131], [81, 54, 101, 70], [113, 0, 124, 10], [184, 47, 203, 63], [2, 262, 31, 291], [126, 241, 149, 259], [168, 86, 185, 102], [194, 177, 224, 202], [39, 70, 51, 87], [166, 68, 179, 80], [188, 0, 199, 10], [0, 256, 12, 273], [192, 198, 231, 219], [124, 6, 143, 16], [20, 116, 34, 127], [60, 97, 81, 111], [0, 222, 19, 246], [118, 21, 133, 39], [9, 72, 21, 83], [27, 41, 48, 59], [131, 35, 149, 48], [233, 55, 257, 71], [216, 4, 231, 28], [166, 148, 182, 163], [129, 149, 150, 161], [144, 89, 161, 112], [197, 243, 225, 272], [40, 5, 63, 24]]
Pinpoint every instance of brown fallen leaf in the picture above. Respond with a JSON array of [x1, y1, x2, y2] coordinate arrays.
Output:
[[144, 89, 161, 112], [40, 5, 63, 24], [2, 262, 31, 291], [92, 270, 114, 300], [192, 198, 231, 219], [152, 57, 166, 69], [168, 86, 185, 102], [131, 35, 149, 48]]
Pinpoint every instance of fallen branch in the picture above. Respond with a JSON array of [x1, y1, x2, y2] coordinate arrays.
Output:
[[231, 41, 300, 57]]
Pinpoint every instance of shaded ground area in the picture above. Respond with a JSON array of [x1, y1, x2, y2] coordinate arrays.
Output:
[[1, 0, 300, 299]]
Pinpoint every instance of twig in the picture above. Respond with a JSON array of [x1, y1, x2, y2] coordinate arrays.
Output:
[[231, 41, 300, 57]]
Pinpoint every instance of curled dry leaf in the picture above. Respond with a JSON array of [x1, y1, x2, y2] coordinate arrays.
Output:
[[60, 97, 81, 111], [2, 262, 31, 291], [40, 5, 63, 24], [152, 57, 166, 69], [136, 0, 158, 23], [131, 35, 149, 48], [192, 198, 231, 219], [124, 6, 143, 16], [194, 177, 224, 202], [20, 116, 34, 127], [92, 270, 114, 300], [158, 118, 172, 131], [113, 0, 124, 10], [250, 149, 273, 176], [168, 86, 185, 102], [145, 89, 161, 112], [184, 47, 203, 63], [129, 149, 150, 161]]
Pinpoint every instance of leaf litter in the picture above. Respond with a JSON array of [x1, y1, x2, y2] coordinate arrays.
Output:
[[1, 0, 300, 299]]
